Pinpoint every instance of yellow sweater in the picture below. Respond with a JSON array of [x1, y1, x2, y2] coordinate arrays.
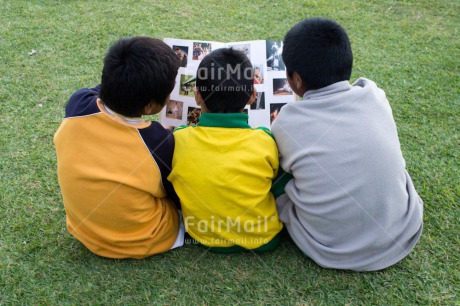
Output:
[[168, 113, 283, 249], [54, 86, 179, 259]]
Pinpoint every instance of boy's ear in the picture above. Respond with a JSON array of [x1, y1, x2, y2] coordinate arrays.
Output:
[[143, 102, 156, 115], [287, 71, 307, 96], [144, 99, 165, 115], [292, 72, 303, 89], [194, 89, 204, 107], [194, 89, 209, 113], [246, 88, 258, 106]]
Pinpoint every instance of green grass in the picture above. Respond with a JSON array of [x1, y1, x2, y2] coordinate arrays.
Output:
[[1, 0, 459, 304]]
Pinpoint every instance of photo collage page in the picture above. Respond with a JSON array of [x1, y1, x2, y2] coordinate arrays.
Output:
[[160, 38, 300, 129]]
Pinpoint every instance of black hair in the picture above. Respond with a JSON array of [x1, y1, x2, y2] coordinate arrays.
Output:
[[99, 37, 180, 117], [196, 48, 254, 113], [282, 18, 353, 90]]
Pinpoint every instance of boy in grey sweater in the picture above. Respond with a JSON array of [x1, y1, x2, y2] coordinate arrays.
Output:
[[271, 18, 423, 271]]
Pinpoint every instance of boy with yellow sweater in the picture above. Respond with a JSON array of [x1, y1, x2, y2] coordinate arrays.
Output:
[[169, 48, 283, 252]]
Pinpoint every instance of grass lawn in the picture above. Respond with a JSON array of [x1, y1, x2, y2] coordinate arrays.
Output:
[[1, 0, 458, 304]]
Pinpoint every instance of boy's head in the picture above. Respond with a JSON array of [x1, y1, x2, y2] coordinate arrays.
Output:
[[195, 48, 255, 113], [99, 37, 180, 117], [282, 18, 353, 94]]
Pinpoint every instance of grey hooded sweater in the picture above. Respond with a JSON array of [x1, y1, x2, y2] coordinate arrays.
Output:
[[271, 78, 423, 271]]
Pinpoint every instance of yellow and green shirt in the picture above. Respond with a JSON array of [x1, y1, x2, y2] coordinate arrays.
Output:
[[54, 85, 180, 259], [168, 113, 283, 249]]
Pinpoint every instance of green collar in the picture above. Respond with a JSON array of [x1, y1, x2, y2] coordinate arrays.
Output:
[[197, 112, 251, 128]]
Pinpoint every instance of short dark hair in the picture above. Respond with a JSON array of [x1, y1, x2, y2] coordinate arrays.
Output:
[[282, 18, 353, 90], [100, 37, 179, 117], [196, 48, 254, 113]]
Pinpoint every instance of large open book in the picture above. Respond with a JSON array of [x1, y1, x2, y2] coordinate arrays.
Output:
[[159, 38, 301, 129]]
